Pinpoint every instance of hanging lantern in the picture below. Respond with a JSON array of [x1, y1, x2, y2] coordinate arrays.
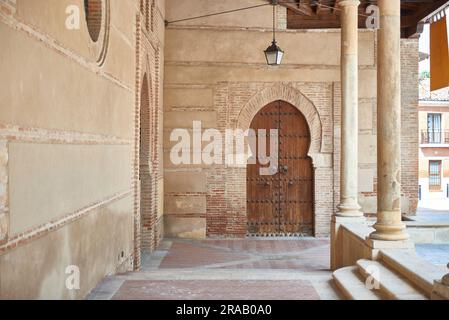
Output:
[[265, 40, 284, 66], [264, 1, 284, 66]]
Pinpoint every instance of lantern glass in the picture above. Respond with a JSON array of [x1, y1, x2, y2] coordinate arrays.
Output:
[[264, 41, 284, 66]]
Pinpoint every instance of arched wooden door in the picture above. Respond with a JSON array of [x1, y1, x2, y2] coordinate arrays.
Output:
[[247, 100, 314, 236]]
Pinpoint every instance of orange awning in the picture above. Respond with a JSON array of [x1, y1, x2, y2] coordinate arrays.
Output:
[[430, 14, 449, 91]]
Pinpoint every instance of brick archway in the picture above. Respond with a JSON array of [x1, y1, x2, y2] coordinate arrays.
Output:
[[236, 84, 323, 161], [235, 84, 331, 237]]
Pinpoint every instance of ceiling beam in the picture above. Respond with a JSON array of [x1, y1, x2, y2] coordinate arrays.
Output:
[[402, 0, 448, 27], [278, 1, 314, 16]]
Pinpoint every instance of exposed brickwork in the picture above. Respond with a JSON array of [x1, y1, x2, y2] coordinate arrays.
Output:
[[140, 74, 154, 251], [401, 39, 420, 215], [196, 83, 334, 237], [277, 5, 287, 30], [333, 83, 341, 213], [133, 13, 143, 270], [134, 0, 165, 265]]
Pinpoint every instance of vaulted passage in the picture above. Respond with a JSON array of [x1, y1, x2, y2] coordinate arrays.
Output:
[[247, 101, 314, 237]]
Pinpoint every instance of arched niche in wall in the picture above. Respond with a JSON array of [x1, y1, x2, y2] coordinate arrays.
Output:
[[83, 0, 110, 66]]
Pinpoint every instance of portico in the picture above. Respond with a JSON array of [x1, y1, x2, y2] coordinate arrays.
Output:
[[1, 0, 449, 300], [332, 0, 413, 270]]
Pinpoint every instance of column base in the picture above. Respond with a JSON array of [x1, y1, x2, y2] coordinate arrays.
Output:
[[364, 237, 415, 260], [370, 222, 409, 241], [331, 215, 366, 270], [335, 202, 364, 218]]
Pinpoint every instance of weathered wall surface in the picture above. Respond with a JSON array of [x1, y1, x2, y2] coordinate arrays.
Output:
[[0, 0, 165, 299], [163, 0, 419, 238]]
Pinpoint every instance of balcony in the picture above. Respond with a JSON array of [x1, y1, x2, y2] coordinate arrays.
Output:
[[421, 130, 449, 145]]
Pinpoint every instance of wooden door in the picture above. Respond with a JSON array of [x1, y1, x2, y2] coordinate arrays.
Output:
[[247, 101, 314, 236]]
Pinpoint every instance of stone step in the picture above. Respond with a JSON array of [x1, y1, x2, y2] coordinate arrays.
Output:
[[333, 266, 383, 300], [357, 259, 428, 300], [379, 250, 447, 297]]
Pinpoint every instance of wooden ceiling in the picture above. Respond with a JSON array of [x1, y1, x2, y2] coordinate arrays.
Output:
[[278, 0, 449, 38]]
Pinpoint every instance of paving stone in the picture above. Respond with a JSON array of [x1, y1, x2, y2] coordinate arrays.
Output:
[[112, 280, 320, 300], [89, 238, 337, 300]]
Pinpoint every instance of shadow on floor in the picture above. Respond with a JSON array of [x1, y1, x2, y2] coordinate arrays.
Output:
[[88, 238, 342, 300]]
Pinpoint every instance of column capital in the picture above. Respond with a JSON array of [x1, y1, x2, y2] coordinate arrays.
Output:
[[378, 0, 400, 16], [339, 0, 360, 7]]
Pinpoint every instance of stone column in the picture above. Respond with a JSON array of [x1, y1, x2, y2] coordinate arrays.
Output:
[[331, 0, 365, 270], [336, 0, 363, 218], [370, 0, 408, 241]]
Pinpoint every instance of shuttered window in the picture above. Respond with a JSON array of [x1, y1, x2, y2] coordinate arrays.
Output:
[[428, 113, 442, 143], [429, 160, 442, 191]]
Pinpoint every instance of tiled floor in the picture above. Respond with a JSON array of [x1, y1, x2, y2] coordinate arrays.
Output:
[[88, 238, 341, 300], [416, 244, 449, 266], [413, 201, 449, 266], [416, 199, 449, 222]]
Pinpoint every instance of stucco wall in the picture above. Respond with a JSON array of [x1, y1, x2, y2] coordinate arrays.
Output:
[[0, 0, 165, 299]]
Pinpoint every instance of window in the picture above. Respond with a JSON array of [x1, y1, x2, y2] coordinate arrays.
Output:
[[84, 0, 103, 43], [427, 113, 442, 143], [429, 160, 442, 191]]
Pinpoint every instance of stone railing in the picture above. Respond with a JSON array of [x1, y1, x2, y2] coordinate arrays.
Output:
[[338, 223, 373, 267], [432, 264, 449, 300]]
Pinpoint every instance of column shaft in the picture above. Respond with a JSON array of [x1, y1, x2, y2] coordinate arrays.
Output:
[[370, 0, 408, 241], [337, 0, 362, 217]]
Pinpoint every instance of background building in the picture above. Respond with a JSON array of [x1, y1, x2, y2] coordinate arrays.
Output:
[[418, 69, 449, 200]]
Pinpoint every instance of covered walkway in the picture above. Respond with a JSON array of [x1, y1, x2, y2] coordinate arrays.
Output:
[[88, 238, 341, 300]]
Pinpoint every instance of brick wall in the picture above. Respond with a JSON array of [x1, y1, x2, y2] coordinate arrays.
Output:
[[165, 81, 335, 238], [134, 0, 165, 268], [401, 39, 420, 215]]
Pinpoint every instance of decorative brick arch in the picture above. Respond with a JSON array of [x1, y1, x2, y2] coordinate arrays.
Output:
[[232, 84, 331, 237], [236, 84, 323, 161]]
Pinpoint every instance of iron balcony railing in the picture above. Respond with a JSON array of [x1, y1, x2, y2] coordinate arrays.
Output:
[[421, 130, 449, 144]]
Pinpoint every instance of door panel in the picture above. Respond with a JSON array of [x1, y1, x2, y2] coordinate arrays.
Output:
[[247, 102, 279, 235], [247, 101, 314, 236]]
